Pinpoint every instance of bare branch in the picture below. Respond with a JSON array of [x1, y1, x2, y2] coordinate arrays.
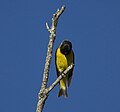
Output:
[[36, 6, 66, 112], [51, 6, 65, 30], [46, 64, 74, 94], [46, 6, 65, 33], [41, 5, 65, 91]]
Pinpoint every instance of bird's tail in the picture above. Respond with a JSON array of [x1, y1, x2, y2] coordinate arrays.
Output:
[[58, 88, 68, 98]]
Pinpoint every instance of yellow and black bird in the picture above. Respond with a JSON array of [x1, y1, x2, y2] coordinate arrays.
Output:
[[55, 40, 74, 97]]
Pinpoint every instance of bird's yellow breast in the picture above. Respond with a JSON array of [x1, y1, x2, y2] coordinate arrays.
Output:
[[56, 48, 73, 72]]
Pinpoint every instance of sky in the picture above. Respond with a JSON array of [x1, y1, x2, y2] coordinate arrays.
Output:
[[0, 0, 120, 112]]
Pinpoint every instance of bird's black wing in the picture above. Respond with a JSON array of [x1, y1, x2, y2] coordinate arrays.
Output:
[[67, 50, 75, 87]]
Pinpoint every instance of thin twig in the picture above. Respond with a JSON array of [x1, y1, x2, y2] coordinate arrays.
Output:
[[36, 6, 66, 112]]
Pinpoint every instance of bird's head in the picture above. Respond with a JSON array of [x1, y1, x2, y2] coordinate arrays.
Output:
[[60, 40, 72, 55]]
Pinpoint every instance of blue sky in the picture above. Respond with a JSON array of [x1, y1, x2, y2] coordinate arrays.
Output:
[[0, 0, 120, 112]]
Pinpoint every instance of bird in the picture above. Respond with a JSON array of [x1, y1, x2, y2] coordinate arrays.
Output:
[[55, 40, 74, 97]]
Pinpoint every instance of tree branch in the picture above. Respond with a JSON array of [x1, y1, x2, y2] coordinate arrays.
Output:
[[46, 64, 74, 94], [36, 6, 66, 112]]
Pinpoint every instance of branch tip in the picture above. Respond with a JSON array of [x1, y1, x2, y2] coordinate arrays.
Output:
[[46, 22, 50, 31]]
